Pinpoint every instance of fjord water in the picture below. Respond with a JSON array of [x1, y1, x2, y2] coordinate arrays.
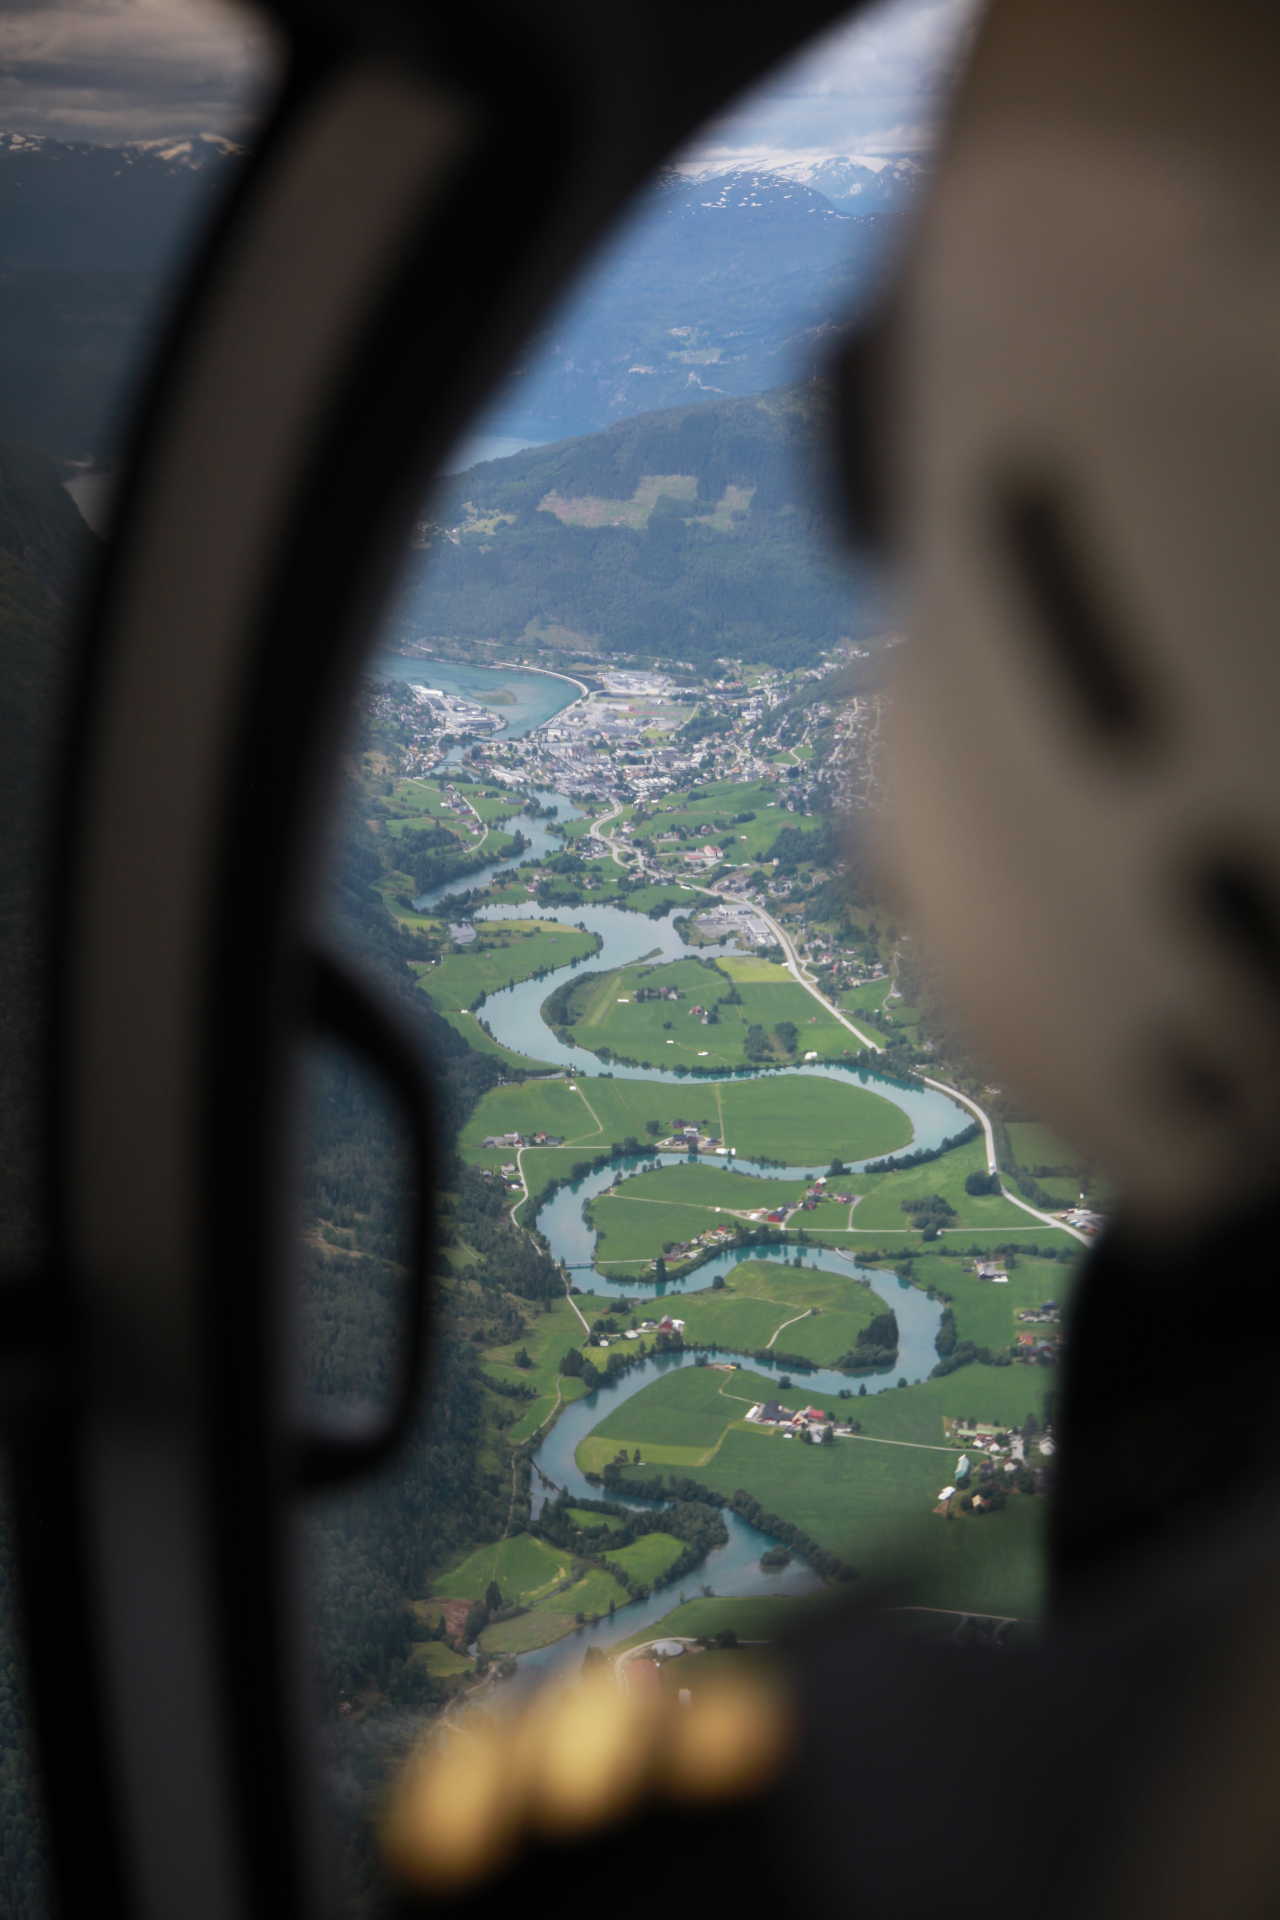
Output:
[[372, 652, 580, 736]]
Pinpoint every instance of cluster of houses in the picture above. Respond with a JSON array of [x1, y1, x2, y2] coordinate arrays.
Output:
[[607, 1316, 685, 1346], [743, 1173, 852, 1229], [648, 1223, 736, 1270], [682, 844, 722, 869], [658, 1123, 733, 1153], [746, 1400, 848, 1440], [479, 1130, 565, 1148]]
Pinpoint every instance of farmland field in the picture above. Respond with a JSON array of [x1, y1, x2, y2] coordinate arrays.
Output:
[[587, 1163, 806, 1268], [407, 1641, 474, 1679], [575, 1359, 1054, 1615], [603, 1532, 687, 1585], [671, 1259, 883, 1361], [845, 1136, 1038, 1234], [435, 1006, 555, 1072], [432, 1533, 574, 1607], [479, 1563, 632, 1654], [907, 1251, 1077, 1354], [577, 1363, 760, 1472], [716, 1075, 910, 1164], [418, 920, 598, 1015], [554, 957, 863, 1069], [458, 1065, 916, 1190], [693, 1426, 1047, 1617]]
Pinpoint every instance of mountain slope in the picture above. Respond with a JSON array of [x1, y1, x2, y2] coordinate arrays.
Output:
[[478, 167, 909, 439], [398, 382, 886, 668], [0, 132, 245, 459], [0, 138, 906, 459]]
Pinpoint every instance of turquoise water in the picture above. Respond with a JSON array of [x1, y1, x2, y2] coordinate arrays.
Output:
[[421, 818, 967, 1679], [372, 653, 580, 737], [411, 787, 583, 911]]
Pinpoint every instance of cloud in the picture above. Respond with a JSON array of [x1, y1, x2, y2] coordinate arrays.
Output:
[[0, 0, 978, 155], [679, 0, 984, 164], [0, 0, 282, 142]]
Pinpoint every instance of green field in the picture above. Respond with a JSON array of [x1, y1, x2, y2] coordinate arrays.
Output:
[[407, 1640, 475, 1679], [581, 1132, 1060, 1269], [555, 957, 862, 1069], [577, 1364, 759, 1471], [433, 1533, 575, 1607], [417, 921, 598, 1015], [585, 1356, 1057, 1458], [603, 1532, 687, 1585], [479, 1563, 632, 1654], [839, 978, 894, 1014], [668, 1259, 883, 1364], [576, 1363, 1051, 1615], [459, 1071, 917, 1189], [567, 1507, 626, 1532], [845, 1136, 1037, 1235], [716, 1076, 910, 1164], [1005, 1122, 1083, 1170], [908, 1251, 1077, 1354], [477, 1292, 591, 1445], [458, 1078, 597, 1151], [587, 1163, 806, 1268], [436, 1006, 556, 1072], [693, 1426, 1046, 1616]]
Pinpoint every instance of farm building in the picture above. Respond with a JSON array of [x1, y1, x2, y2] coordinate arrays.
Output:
[[625, 1660, 662, 1698]]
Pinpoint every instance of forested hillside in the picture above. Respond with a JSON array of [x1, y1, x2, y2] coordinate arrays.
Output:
[[398, 381, 887, 668]]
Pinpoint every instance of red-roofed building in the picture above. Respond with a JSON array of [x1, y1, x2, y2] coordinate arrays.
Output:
[[626, 1659, 662, 1698]]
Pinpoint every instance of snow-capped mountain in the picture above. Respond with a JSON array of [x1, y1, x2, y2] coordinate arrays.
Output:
[[681, 167, 852, 223], [669, 153, 927, 215], [775, 154, 927, 212], [0, 129, 245, 171], [491, 164, 903, 441], [0, 130, 246, 273]]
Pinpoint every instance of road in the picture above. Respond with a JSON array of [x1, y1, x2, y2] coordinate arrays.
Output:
[[531, 813, 1090, 1248]]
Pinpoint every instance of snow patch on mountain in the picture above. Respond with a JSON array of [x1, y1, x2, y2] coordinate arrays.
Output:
[[0, 129, 246, 169]]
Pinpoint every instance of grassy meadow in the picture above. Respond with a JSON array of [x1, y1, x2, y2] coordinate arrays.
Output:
[[479, 1563, 632, 1655], [417, 920, 598, 1015], [693, 1426, 1046, 1617], [556, 956, 863, 1069], [573, 1358, 1056, 1617], [476, 1291, 591, 1445], [603, 1533, 687, 1585], [715, 1074, 910, 1163], [586, 1163, 805, 1268], [627, 1258, 882, 1365]]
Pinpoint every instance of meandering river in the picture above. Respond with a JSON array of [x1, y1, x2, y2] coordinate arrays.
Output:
[[415, 785, 969, 1685]]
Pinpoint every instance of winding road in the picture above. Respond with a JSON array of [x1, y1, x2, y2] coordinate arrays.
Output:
[[583, 811, 1089, 1249]]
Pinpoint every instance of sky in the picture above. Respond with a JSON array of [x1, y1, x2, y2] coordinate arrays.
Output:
[[0, 0, 981, 155], [0, 0, 281, 143]]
